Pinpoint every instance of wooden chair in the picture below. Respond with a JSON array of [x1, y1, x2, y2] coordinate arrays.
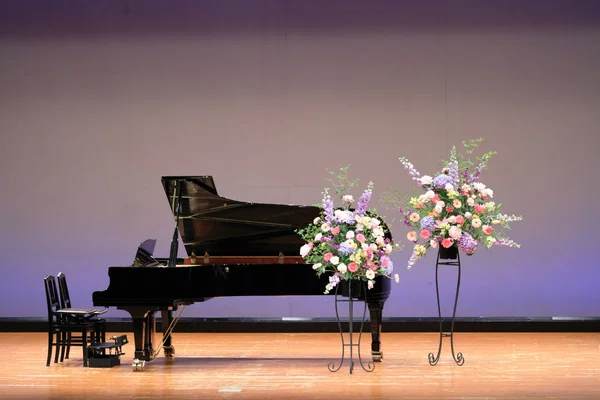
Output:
[[56, 272, 107, 362], [44, 275, 98, 367]]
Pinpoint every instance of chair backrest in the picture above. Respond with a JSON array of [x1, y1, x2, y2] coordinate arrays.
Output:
[[57, 272, 72, 309], [43, 275, 61, 325]]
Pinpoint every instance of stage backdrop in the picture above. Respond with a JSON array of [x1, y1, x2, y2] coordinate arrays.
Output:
[[1, 0, 599, 320]]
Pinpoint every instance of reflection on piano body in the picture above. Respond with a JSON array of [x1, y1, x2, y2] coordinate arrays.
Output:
[[92, 176, 392, 366]]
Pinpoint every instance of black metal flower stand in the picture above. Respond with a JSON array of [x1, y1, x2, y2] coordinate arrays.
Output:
[[428, 245, 465, 366], [329, 280, 374, 374]]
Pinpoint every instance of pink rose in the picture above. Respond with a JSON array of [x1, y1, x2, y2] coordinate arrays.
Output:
[[441, 238, 454, 248], [367, 260, 377, 270], [455, 215, 464, 225], [323, 252, 333, 262], [331, 226, 341, 235], [356, 233, 366, 243], [483, 225, 493, 235], [445, 206, 454, 213], [348, 262, 359, 273], [420, 229, 431, 239]]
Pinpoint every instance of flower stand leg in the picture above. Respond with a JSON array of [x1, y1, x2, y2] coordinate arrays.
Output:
[[428, 248, 465, 366], [328, 281, 374, 374]]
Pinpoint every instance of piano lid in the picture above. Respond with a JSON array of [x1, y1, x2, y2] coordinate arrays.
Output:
[[161, 176, 321, 257]]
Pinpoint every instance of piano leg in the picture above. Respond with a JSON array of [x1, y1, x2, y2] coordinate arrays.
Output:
[[161, 310, 176, 358], [367, 299, 385, 362], [120, 307, 157, 362]]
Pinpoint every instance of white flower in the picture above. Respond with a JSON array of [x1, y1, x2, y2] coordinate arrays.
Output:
[[425, 190, 435, 199], [368, 280, 374, 289], [300, 244, 312, 257], [436, 201, 445, 207], [465, 212, 472, 219], [473, 182, 486, 192], [330, 256, 340, 265], [484, 188, 494, 198], [342, 195, 354, 204], [365, 270, 375, 280], [491, 219, 501, 225], [445, 183, 455, 191], [321, 223, 330, 232], [313, 217, 320, 225], [471, 218, 482, 228], [394, 274, 400, 283], [467, 197, 475, 207], [337, 263, 347, 274], [312, 263, 322, 270], [373, 227, 384, 237], [314, 233, 322, 242], [385, 244, 393, 254], [453, 199, 462, 208], [434, 205, 443, 214], [429, 239, 438, 248], [419, 175, 433, 185], [376, 236, 385, 246], [346, 230, 355, 239]]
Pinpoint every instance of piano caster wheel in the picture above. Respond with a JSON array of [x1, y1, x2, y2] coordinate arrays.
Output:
[[132, 359, 145, 371], [372, 352, 383, 363], [164, 346, 175, 358]]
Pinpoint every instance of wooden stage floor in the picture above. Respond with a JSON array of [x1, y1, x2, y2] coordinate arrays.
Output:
[[0, 332, 599, 400]]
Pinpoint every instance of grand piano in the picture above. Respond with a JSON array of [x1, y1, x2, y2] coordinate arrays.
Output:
[[93, 176, 392, 369]]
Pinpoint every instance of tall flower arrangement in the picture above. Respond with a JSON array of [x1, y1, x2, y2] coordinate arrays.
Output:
[[297, 167, 400, 294], [385, 138, 522, 269]]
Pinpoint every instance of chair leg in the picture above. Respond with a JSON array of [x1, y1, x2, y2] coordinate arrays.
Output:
[[82, 330, 88, 367], [60, 332, 67, 362], [46, 330, 53, 367], [65, 332, 71, 360], [54, 332, 62, 364]]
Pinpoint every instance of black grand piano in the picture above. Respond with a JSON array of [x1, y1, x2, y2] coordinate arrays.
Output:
[[93, 176, 392, 369]]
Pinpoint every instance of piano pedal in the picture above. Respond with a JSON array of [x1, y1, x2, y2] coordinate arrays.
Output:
[[132, 359, 145, 371]]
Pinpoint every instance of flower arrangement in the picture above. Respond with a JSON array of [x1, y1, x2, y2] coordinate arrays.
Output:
[[386, 138, 522, 269], [297, 166, 400, 294]]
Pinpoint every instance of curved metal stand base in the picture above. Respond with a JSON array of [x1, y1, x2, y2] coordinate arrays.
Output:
[[329, 281, 374, 374], [429, 247, 465, 366]]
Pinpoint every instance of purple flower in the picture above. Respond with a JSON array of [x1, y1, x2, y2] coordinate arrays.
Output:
[[356, 188, 372, 216], [448, 160, 459, 184], [322, 191, 334, 223], [458, 232, 478, 255], [339, 242, 356, 255], [433, 174, 453, 188], [420, 216, 435, 232]]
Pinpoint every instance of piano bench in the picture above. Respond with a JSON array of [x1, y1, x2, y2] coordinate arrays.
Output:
[[87, 335, 128, 368]]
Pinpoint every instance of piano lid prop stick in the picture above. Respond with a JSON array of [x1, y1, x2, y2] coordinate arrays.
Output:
[[168, 179, 183, 268]]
